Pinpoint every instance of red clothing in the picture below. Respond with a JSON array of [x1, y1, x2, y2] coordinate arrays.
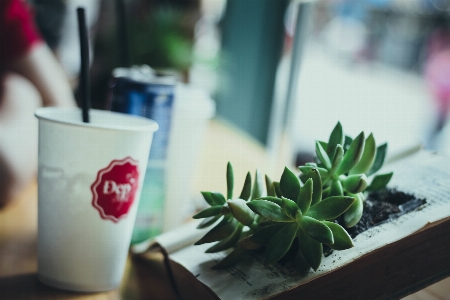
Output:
[[0, 0, 41, 66]]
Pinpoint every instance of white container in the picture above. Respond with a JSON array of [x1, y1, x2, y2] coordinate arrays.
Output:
[[164, 84, 215, 231], [35, 107, 158, 292]]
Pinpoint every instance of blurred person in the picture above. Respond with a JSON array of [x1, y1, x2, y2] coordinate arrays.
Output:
[[424, 28, 450, 150], [32, 0, 68, 52], [0, 0, 76, 207]]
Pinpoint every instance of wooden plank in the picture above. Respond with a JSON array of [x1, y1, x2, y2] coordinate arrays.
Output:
[[277, 217, 450, 300], [168, 217, 450, 300], [0, 182, 38, 277], [402, 277, 450, 300]]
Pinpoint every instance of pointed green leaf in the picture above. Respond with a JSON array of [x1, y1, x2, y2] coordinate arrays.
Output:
[[265, 175, 275, 197], [251, 169, 265, 200], [226, 162, 234, 200], [211, 192, 226, 205], [342, 174, 368, 194], [280, 167, 301, 203], [336, 132, 365, 175], [323, 221, 354, 250], [366, 172, 393, 192], [343, 193, 364, 228], [206, 223, 244, 253], [295, 248, 311, 275], [201, 191, 216, 206], [255, 196, 282, 206], [281, 197, 300, 219], [299, 164, 326, 174], [366, 143, 388, 176], [311, 167, 330, 182], [298, 165, 314, 174], [193, 205, 223, 219], [329, 144, 344, 175], [247, 200, 293, 222], [306, 196, 355, 221], [327, 121, 344, 154], [318, 141, 328, 153], [344, 135, 353, 151], [211, 246, 246, 270], [350, 133, 376, 175], [329, 179, 344, 197], [300, 216, 333, 244], [265, 222, 299, 264], [239, 172, 252, 200], [250, 223, 286, 245], [195, 217, 236, 245], [298, 178, 312, 214], [315, 141, 332, 169], [228, 199, 256, 226], [299, 165, 328, 179], [298, 229, 323, 271], [299, 173, 308, 185], [302, 168, 322, 206], [273, 181, 282, 197], [197, 215, 221, 229]]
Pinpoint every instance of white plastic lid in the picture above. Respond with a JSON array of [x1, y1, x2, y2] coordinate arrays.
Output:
[[35, 107, 159, 132]]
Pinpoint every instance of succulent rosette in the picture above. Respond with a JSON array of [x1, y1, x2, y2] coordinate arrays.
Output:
[[248, 167, 354, 274], [300, 122, 393, 227]]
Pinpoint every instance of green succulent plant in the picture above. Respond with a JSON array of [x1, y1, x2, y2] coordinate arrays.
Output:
[[299, 122, 393, 227], [193, 122, 393, 274]]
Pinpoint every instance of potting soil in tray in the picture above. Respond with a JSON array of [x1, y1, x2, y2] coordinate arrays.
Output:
[[343, 189, 427, 239]]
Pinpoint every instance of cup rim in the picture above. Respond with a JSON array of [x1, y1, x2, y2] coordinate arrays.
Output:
[[35, 107, 159, 132]]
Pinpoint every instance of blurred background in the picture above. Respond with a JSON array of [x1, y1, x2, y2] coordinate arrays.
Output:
[[31, 0, 450, 163]]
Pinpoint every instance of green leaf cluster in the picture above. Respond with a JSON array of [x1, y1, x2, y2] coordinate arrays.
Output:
[[300, 122, 393, 227], [193, 163, 263, 268], [193, 122, 393, 274], [248, 167, 354, 274]]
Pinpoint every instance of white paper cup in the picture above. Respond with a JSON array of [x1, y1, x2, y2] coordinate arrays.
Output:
[[35, 107, 158, 292]]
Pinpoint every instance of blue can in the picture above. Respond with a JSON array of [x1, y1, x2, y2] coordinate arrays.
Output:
[[108, 66, 176, 244]]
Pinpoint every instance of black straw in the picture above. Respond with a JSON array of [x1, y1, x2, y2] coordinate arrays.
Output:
[[115, 0, 130, 67], [77, 7, 90, 123]]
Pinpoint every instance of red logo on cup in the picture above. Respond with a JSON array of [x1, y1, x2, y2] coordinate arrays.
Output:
[[91, 157, 140, 223]]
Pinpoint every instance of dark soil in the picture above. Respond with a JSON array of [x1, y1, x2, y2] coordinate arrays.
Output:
[[340, 189, 427, 239]]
